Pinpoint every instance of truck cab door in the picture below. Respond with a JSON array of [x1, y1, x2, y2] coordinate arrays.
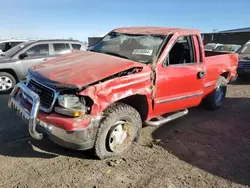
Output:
[[153, 34, 205, 116]]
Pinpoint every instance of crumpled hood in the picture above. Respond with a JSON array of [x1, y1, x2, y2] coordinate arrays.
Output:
[[31, 50, 145, 89]]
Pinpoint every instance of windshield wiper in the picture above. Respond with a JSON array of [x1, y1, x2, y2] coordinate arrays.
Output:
[[104, 52, 128, 59]]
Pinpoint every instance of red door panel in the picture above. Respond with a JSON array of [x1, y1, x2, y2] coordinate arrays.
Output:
[[152, 64, 205, 117], [151, 34, 205, 117]]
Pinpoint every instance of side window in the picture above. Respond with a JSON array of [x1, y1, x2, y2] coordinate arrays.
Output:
[[3, 42, 12, 52], [71, 43, 81, 50], [168, 36, 195, 65], [25, 44, 49, 57], [53, 43, 71, 54]]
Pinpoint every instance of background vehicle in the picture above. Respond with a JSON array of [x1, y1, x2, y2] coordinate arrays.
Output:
[[204, 43, 222, 51], [212, 44, 241, 53], [236, 41, 250, 77], [0, 39, 28, 54], [0, 39, 87, 93], [8, 27, 238, 159]]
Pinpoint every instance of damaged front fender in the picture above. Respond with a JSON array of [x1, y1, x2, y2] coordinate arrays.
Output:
[[79, 67, 153, 116]]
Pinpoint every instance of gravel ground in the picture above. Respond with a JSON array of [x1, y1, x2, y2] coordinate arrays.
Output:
[[0, 77, 250, 188]]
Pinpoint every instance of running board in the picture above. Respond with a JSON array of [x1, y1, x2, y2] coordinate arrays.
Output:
[[144, 109, 188, 127]]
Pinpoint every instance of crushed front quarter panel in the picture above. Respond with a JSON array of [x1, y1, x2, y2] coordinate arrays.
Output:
[[79, 66, 153, 117]]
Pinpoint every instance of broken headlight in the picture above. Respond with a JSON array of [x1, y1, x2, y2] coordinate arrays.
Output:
[[58, 94, 83, 109], [56, 94, 87, 117]]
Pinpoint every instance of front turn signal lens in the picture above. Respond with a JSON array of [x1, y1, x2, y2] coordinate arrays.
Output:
[[73, 111, 80, 117], [55, 107, 84, 117]]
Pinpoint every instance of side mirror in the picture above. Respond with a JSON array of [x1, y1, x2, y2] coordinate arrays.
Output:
[[19, 52, 28, 60]]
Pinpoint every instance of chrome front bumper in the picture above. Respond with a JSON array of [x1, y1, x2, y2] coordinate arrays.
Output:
[[8, 82, 43, 140], [8, 82, 102, 150]]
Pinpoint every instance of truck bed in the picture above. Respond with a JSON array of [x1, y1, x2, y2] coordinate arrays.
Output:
[[204, 50, 238, 83], [205, 50, 232, 57]]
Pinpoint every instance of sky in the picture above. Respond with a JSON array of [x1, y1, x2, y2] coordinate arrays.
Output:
[[1, 0, 249, 42]]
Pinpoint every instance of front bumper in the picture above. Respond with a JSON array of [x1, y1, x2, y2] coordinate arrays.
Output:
[[8, 82, 101, 150]]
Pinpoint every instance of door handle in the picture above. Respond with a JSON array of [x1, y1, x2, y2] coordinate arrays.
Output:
[[43, 58, 48, 61], [198, 70, 206, 79]]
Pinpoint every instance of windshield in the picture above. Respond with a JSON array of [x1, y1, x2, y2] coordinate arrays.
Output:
[[236, 43, 250, 54], [89, 32, 166, 64], [2, 41, 32, 57]]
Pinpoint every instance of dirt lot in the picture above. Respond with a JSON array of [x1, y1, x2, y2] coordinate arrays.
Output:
[[0, 78, 250, 188]]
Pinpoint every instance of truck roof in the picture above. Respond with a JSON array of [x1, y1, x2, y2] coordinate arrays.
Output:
[[112, 27, 199, 35]]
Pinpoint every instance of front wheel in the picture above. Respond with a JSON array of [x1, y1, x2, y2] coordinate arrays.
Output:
[[94, 102, 142, 159], [0, 72, 16, 94], [202, 76, 227, 110]]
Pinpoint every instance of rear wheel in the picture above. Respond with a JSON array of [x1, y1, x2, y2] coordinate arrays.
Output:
[[94, 102, 142, 159], [0, 72, 16, 94], [202, 76, 227, 110]]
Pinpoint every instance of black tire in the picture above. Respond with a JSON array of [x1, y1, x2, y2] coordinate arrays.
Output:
[[202, 76, 227, 110], [94, 102, 142, 159], [0, 72, 16, 94]]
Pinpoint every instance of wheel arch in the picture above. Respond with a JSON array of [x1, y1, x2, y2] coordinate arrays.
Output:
[[0, 68, 19, 82], [220, 71, 230, 80], [116, 94, 149, 122]]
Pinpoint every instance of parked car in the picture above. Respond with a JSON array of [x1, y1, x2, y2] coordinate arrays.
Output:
[[8, 27, 238, 159], [236, 41, 250, 77], [212, 44, 241, 53], [0, 39, 86, 93], [204, 43, 223, 51], [0, 39, 28, 54]]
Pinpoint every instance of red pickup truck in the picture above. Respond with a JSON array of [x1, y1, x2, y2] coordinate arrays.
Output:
[[8, 27, 238, 159]]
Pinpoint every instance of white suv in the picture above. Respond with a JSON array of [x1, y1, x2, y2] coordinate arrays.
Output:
[[0, 39, 28, 54]]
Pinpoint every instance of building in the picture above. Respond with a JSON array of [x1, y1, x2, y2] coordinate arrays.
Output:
[[88, 37, 102, 47], [202, 27, 250, 45]]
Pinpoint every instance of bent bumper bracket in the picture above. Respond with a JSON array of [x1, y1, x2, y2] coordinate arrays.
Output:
[[8, 82, 43, 140]]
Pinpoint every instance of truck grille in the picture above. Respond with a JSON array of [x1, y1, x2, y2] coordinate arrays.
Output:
[[26, 79, 56, 112]]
